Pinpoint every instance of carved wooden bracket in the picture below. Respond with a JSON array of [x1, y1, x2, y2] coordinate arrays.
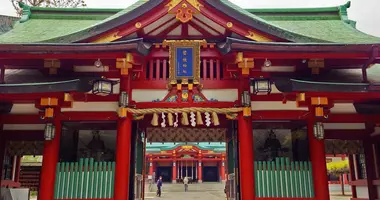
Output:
[[44, 59, 60, 75], [235, 52, 254, 75], [116, 53, 136, 76], [308, 59, 325, 75]]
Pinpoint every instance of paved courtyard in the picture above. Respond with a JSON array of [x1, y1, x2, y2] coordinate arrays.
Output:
[[144, 192, 351, 200], [143, 183, 352, 200]]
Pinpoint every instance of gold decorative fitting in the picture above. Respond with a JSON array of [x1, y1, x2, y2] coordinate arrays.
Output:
[[226, 22, 233, 28], [116, 53, 134, 75], [64, 93, 73, 102], [235, 52, 254, 75], [92, 31, 121, 43], [40, 97, 58, 106], [44, 108, 54, 118], [311, 97, 328, 106], [296, 93, 306, 102], [135, 22, 142, 29], [167, 0, 203, 23], [243, 107, 251, 117], [118, 107, 128, 118], [246, 30, 273, 42], [166, 0, 202, 11], [308, 59, 325, 75], [44, 59, 61, 75], [315, 107, 324, 118]]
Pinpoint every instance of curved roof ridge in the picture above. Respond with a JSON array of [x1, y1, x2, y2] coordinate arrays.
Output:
[[245, 1, 350, 13]]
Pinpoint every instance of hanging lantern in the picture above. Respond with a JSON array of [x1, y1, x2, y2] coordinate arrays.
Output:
[[241, 90, 251, 107], [250, 78, 271, 95], [119, 91, 128, 107], [313, 122, 325, 140], [92, 78, 115, 96], [44, 123, 55, 141]]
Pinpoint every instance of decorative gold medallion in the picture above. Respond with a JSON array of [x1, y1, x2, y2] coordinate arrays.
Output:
[[135, 22, 142, 29]]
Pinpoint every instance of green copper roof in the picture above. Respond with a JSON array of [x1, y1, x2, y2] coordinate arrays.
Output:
[[0, 0, 378, 44]]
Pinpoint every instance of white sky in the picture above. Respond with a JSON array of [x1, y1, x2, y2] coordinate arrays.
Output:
[[0, 0, 380, 37]]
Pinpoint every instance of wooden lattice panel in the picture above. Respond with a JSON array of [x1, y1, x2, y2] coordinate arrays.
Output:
[[6, 141, 44, 156], [146, 127, 226, 142], [324, 139, 363, 155]]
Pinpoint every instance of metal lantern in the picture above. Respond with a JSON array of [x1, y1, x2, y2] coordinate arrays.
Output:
[[92, 79, 114, 96], [250, 78, 271, 95], [119, 91, 128, 107], [313, 122, 325, 140], [241, 90, 251, 107], [44, 123, 55, 141]]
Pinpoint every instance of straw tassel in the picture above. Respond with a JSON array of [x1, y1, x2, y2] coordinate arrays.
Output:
[[212, 112, 219, 126], [196, 111, 203, 125], [151, 113, 159, 126], [168, 113, 174, 126], [181, 112, 189, 126]]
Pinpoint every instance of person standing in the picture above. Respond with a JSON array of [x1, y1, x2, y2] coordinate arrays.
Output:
[[183, 177, 189, 192], [156, 176, 163, 197]]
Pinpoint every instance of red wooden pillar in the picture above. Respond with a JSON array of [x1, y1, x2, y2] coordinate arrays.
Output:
[[39, 119, 61, 200], [149, 158, 154, 175], [0, 124, 5, 180], [238, 113, 255, 200], [198, 160, 202, 183], [14, 156, 21, 182], [114, 117, 132, 200], [307, 119, 329, 200], [220, 160, 226, 181], [172, 160, 177, 183], [363, 140, 378, 199], [348, 154, 357, 198]]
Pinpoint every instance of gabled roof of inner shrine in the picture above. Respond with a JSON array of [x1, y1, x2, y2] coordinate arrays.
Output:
[[146, 142, 226, 153], [0, 0, 379, 44]]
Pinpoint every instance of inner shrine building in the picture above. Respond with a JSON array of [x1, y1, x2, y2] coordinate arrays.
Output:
[[1, 0, 380, 200]]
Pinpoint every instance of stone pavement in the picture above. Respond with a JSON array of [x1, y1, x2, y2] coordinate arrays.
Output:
[[143, 183, 353, 200]]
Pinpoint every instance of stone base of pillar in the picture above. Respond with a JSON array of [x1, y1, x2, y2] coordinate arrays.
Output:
[[172, 180, 177, 183], [198, 180, 202, 183]]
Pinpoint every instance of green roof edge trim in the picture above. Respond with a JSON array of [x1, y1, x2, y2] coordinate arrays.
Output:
[[18, 2, 31, 23], [30, 6, 122, 13], [246, 1, 350, 14]]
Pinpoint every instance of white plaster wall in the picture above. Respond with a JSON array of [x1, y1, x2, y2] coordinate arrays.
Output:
[[10, 104, 39, 114], [132, 89, 168, 102], [330, 103, 357, 113], [202, 89, 238, 102], [323, 123, 366, 130]]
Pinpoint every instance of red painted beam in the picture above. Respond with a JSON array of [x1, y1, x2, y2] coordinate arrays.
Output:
[[131, 80, 239, 89], [252, 110, 310, 120], [0, 52, 126, 59], [134, 101, 235, 109], [251, 92, 380, 103], [0, 114, 44, 124], [59, 112, 118, 121], [327, 114, 372, 123], [3, 130, 44, 141]]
